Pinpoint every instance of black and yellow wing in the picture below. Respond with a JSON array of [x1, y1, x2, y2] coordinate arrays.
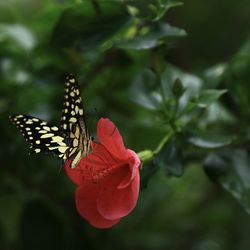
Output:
[[9, 114, 69, 159], [61, 74, 92, 168], [9, 75, 92, 168]]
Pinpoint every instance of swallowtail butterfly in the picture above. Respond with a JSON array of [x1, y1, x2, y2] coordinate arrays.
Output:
[[9, 74, 92, 168]]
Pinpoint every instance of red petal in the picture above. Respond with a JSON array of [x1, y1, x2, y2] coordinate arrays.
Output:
[[97, 118, 128, 160], [97, 165, 140, 220], [65, 160, 82, 186], [126, 149, 141, 180], [117, 150, 141, 189], [76, 182, 120, 229], [65, 143, 119, 186]]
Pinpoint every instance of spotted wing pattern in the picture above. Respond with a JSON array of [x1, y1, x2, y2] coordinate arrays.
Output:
[[9, 115, 69, 159], [61, 74, 92, 168], [61, 74, 86, 135]]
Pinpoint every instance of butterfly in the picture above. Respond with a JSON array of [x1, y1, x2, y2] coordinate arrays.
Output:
[[9, 74, 92, 168]]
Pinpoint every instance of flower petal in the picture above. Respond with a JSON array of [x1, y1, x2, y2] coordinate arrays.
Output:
[[117, 149, 141, 189], [97, 165, 140, 220], [127, 149, 141, 180], [76, 183, 120, 229], [65, 160, 83, 186], [97, 118, 128, 160]]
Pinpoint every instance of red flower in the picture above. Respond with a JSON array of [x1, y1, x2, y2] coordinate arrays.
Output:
[[65, 118, 141, 228]]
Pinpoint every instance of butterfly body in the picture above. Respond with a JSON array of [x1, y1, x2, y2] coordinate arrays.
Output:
[[9, 75, 92, 168]]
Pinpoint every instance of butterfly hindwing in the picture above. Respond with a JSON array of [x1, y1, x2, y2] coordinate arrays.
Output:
[[9, 114, 69, 159]]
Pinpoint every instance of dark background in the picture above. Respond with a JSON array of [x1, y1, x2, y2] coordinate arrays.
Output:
[[1, 0, 250, 250]]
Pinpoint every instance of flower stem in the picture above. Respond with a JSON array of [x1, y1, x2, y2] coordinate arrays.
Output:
[[153, 130, 173, 155], [137, 130, 173, 164]]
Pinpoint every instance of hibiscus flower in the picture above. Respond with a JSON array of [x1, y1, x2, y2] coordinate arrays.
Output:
[[65, 118, 141, 228]]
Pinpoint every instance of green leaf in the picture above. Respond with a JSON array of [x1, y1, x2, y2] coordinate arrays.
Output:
[[130, 69, 162, 110], [201, 102, 236, 125], [188, 133, 235, 149], [204, 149, 250, 214], [155, 0, 183, 21], [125, 0, 183, 21], [203, 63, 227, 88], [222, 38, 250, 119], [130, 64, 202, 114], [154, 140, 184, 177], [117, 22, 186, 50], [50, 1, 130, 50], [140, 162, 159, 189], [125, 0, 156, 19], [196, 89, 227, 108]]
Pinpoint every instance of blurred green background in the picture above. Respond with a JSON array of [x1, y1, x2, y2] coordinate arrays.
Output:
[[1, 0, 250, 250]]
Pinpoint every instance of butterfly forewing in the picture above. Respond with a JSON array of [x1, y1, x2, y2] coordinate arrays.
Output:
[[9, 115, 69, 159], [61, 74, 92, 168], [61, 75, 87, 136]]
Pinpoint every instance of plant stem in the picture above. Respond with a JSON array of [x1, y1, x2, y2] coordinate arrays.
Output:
[[153, 130, 173, 155], [138, 130, 173, 164]]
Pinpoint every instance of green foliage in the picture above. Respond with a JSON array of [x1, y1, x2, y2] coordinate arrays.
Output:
[[195, 89, 228, 108], [51, 1, 130, 50], [1, 0, 250, 249], [117, 22, 186, 50], [204, 149, 250, 214], [126, 0, 183, 21], [188, 133, 235, 149], [153, 139, 184, 177]]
